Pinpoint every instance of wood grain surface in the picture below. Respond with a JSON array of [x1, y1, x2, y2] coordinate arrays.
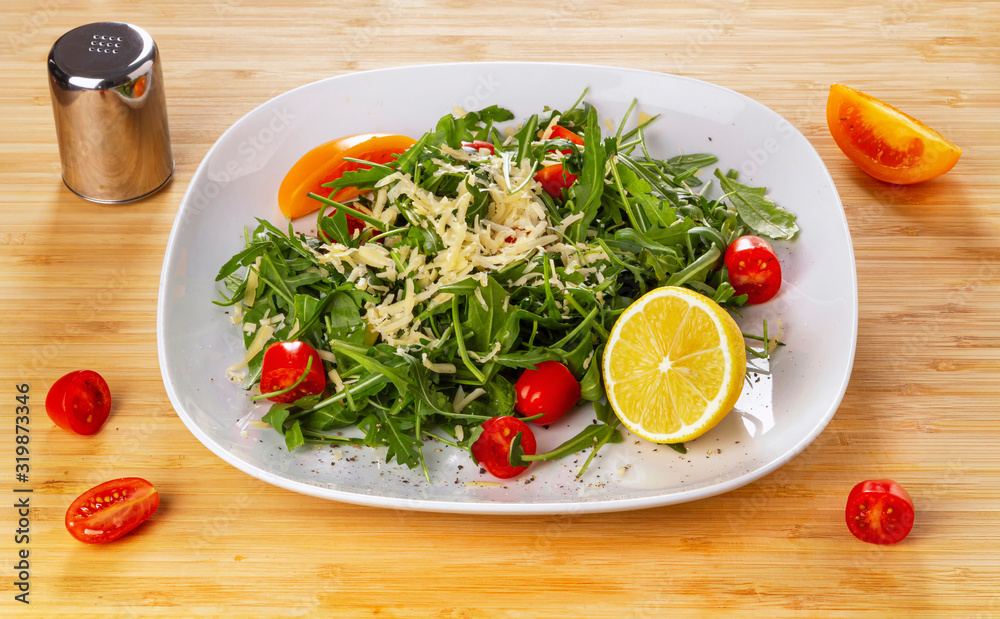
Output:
[[2, 1, 999, 617]]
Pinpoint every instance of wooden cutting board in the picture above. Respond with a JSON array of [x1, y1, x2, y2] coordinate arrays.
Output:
[[1, 1, 998, 616]]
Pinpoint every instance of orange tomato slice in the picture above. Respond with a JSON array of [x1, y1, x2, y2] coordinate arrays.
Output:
[[278, 133, 416, 219], [826, 84, 961, 185]]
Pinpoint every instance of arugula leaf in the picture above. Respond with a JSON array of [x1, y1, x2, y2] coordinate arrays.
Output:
[[465, 105, 514, 126], [330, 341, 413, 396], [567, 107, 606, 241], [405, 225, 444, 254], [287, 293, 329, 340], [579, 349, 605, 402], [513, 114, 539, 166], [493, 348, 562, 369], [284, 420, 305, 451], [262, 405, 291, 435], [482, 374, 516, 416], [400, 353, 454, 416], [303, 402, 359, 431], [464, 178, 489, 226], [327, 165, 395, 190], [715, 169, 799, 240], [593, 399, 615, 424], [378, 412, 421, 468], [466, 277, 514, 354], [319, 208, 354, 247], [510, 421, 622, 467], [216, 244, 268, 281], [326, 292, 364, 343]]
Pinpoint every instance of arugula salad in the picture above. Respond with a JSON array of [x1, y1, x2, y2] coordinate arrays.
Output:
[[215, 92, 799, 481]]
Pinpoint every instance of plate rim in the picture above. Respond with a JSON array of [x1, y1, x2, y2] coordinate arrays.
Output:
[[156, 61, 858, 514]]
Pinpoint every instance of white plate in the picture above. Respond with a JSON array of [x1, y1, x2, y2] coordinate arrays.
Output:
[[157, 62, 857, 514]]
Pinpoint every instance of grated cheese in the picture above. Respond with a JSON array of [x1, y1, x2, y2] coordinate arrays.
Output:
[[230, 304, 245, 325], [226, 323, 275, 379], [453, 387, 486, 413], [422, 353, 457, 374], [242, 257, 261, 307], [317, 349, 337, 363], [327, 367, 344, 392], [318, 154, 570, 347]]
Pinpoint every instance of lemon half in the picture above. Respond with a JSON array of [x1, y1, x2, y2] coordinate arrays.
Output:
[[602, 286, 746, 443]]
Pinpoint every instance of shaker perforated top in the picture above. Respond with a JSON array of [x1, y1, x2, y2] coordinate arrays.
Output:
[[48, 21, 156, 91]]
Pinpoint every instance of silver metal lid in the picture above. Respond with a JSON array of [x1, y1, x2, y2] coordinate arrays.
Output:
[[48, 22, 173, 203]]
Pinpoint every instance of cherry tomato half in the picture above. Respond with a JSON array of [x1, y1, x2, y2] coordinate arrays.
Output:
[[471, 416, 537, 479], [278, 133, 416, 220], [259, 341, 326, 403], [534, 164, 578, 200], [846, 479, 915, 545], [462, 140, 495, 155], [724, 235, 782, 304], [547, 125, 585, 154], [826, 84, 961, 185], [65, 477, 159, 544], [45, 370, 111, 435], [514, 360, 581, 425]]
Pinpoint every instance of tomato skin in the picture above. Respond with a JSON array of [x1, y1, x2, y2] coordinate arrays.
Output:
[[846, 479, 915, 545], [259, 341, 326, 403], [462, 140, 495, 154], [471, 416, 537, 479], [514, 360, 581, 425], [45, 370, 111, 435], [547, 125, 584, 154], [278, 133, 416, 220], [65, 478, 159, 544], [826, 84, 961, 184], [534, 164, 578, 200], [724, 235, 782, 304]]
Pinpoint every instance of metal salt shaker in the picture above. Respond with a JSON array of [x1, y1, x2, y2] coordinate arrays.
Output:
[[47, 22, 173, 203]]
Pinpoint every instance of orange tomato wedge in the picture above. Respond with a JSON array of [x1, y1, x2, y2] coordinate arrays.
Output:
[[278, 133, 416, 219], [826, 84, 961, 184]]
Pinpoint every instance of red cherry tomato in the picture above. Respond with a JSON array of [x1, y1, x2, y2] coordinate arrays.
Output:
[[547, 125, 584, 154], [514, 360, 581, 425], [462, 140, 495, 154], [724, 235, 783, 304], [45, 370, 111, 435], [471, 416, 537, 479], [534, 164, 578, 200], [846, 479, 915, 545], [260, 341, 326, 403], [65, 477, 159, 544]]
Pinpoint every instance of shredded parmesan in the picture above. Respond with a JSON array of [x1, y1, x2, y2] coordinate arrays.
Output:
[[468, 341, 502, 364], [539, 114, 561, 140], [317, 349, 337, 363], [422, 353, 457, 374], [242, 257, 261, 307], [316, 152, 571, 347], [327, 367, 344, 392], [226, 323, 275, 379], [453, 388, 486, 413]]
